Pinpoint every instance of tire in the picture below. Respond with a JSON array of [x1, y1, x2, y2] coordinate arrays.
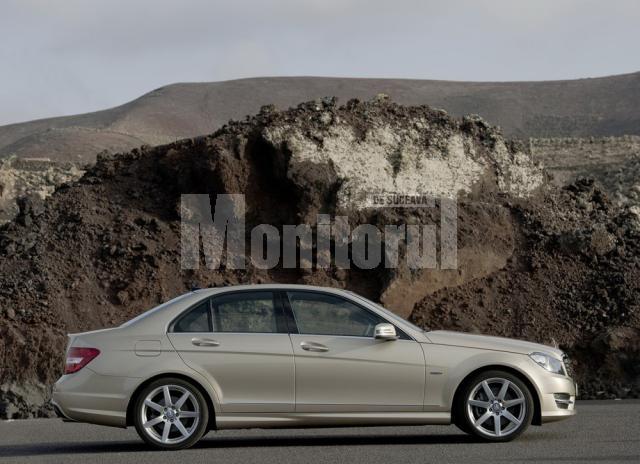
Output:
[[133, 377, 209, 450], [456, 370, 534, 442]]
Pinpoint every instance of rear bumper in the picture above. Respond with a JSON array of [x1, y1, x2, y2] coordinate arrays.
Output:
[[52, 368, 139, 428], [52, 403, 76, 422]]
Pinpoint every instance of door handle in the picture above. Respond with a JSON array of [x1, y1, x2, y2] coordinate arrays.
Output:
[[191, 338, 220, 347], [300, 341, 329, 352]]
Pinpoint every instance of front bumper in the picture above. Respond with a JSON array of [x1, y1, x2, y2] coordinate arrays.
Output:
[[52, 368, 139, 428], [537, 372, 577, 423]]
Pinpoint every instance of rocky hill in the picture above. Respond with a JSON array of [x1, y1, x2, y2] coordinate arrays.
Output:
[[2, 73, 639, 226], [2, 72, 640, 164], [0, 99, 638, 419]]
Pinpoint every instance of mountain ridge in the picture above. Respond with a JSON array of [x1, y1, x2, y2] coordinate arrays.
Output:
[[2, 73, 640, 163]]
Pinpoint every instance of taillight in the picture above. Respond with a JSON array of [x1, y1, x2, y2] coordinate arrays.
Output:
[[65, 347, 100, 374]]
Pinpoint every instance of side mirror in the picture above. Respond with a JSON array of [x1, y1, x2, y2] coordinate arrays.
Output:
[[374, 323, 398, 341]]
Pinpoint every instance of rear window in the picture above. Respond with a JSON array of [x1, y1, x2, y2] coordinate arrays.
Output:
[[172, 302, 211, 332]]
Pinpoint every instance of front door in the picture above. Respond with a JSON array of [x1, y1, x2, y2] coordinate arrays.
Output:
[[284, 291, 426, 412], [167, 290, 295, 413]]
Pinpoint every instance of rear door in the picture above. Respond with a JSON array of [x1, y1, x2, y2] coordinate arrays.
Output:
[[167, 291, 295, 413], [284, 291, 426, 412]]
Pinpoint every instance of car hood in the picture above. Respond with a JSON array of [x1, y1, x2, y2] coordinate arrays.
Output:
[[425, 330, 564, 358]]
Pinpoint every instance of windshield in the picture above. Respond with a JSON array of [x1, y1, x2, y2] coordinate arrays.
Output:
[[347, 292, 427, 333]]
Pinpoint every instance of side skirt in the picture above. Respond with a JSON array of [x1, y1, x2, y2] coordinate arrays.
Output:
[[215, 412, 451, 430]]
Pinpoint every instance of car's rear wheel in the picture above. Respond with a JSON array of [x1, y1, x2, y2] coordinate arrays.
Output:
[[457, 370, 533, 442], [133, 377, 209, 450]]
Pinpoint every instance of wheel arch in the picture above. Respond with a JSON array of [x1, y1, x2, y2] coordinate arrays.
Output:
[[126, 372, 217, 430], [450, 364, 542, 426]]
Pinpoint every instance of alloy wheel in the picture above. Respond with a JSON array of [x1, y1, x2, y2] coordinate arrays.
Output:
[[140, 384, 201, 445], [466, 377, 527, 438]]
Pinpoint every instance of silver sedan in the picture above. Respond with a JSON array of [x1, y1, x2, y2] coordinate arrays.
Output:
[[52, 284, 576, 450]]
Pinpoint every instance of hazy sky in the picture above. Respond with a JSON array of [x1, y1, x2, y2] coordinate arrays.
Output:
[[1, 0, 639, 125]]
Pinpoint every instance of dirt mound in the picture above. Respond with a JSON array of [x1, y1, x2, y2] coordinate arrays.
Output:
[[0, 98, 637, 418], [410, 178, 640, 399]]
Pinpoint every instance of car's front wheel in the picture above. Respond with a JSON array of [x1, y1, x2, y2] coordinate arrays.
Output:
[[457, 370, 534, 442], [133, 377, 209, 450]]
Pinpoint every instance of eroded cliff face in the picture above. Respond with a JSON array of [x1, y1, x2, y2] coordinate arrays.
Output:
[[0, 98, 637, 419], [528, 136, 640, 206], [263, 106, 544, 210]]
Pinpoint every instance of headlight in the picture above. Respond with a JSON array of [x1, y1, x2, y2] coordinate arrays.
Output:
[[529, 352, 565, 375]]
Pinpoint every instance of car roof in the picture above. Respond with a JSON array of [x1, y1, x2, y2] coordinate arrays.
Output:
[[191, 283, 351, 296]]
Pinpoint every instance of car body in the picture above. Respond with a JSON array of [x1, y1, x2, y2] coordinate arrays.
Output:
[[52, 284, 576, 449]]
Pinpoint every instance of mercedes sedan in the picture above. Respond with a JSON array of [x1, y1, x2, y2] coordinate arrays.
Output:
[[52, 284, 576, 450]]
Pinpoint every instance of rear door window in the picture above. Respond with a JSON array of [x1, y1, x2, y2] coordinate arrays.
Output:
[[211, 291, 281, 333]]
